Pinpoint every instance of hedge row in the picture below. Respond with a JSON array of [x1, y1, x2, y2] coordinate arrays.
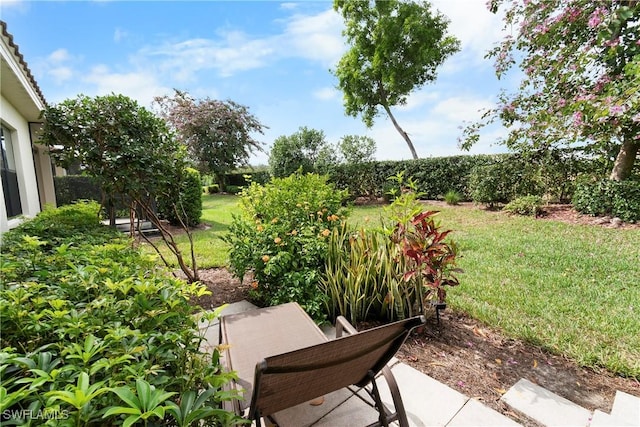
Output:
[[329, 152, 596, 203], [573, 178, 640, 222]]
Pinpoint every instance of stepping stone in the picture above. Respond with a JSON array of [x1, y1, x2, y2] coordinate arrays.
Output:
[[590, 409, 636, 426], [610, 391, 640, 426], [501, 378, 591, 426], [448, 398, 522, 426]]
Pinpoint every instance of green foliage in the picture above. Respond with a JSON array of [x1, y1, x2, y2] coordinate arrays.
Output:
[[154, 90, 266, 185], [0, 205, 241, 426], [225, 185, 243, 195], [41, 94, 185, 203], [573, 178, 640, 222], [225, 173, 349, 322], [330, 152, 599, 203], [468, 158, 540, 207], [338, 135, 377, 164], [53, 175, 102, 206], [333, 0, 459, 158], [391, 210, 460, 310], [207, 184, 220, 194], [504, 195, 544, 216], [223, 170, 271, 186], [463, 1, 640, 181], [323, 187, 460, 323], [0, 201, 118, 251], [41, 94, 202, 283], [444, 190, 462, 205], [269, 127, 338, 178], [158, 167, 203, 227], [323, 225, 402, 324]]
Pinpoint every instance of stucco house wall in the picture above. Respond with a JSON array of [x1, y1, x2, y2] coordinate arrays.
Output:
[[1, 20, 56, 232]]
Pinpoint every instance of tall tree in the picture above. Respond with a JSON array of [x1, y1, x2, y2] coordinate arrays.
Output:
[[461, 0, 640, 181], [333, 0, 460, 159], [269, 127, 337, 177], [41, 94, 200, 282], [154, 90, 266, 189]]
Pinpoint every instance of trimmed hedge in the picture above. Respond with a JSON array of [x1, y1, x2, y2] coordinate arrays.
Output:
[[157, 167, 203, 226], [328, 152, 597, 204], [223, 170, 271, 187], [573, 178, 640, 222], [54, 175, 102, 205]]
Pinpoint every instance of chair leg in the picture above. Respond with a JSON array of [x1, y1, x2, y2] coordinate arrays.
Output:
[[367, 370, 390, 427], [381, 365, 409, 427]]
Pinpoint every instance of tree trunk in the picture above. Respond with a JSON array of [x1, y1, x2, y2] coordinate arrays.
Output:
[[382, 104, 419, 160], [609, 137, 639, 181]]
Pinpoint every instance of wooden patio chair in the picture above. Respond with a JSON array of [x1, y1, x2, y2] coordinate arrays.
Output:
[[219, 302, 425, 427]]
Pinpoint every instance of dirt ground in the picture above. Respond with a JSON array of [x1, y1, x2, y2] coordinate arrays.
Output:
[[190, 204, 639, 426]]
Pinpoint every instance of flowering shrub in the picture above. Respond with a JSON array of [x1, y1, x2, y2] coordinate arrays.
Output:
[[225, 173, 349, 322]]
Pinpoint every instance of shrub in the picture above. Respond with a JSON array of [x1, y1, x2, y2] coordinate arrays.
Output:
[[207, 184, 220, 194], [0, 206, 240, 426], [0, 200, 118, 251], [573, 178, 640, 222], [225, 185, 243, 195], [54, 175, 102, 206], [225, 172, 349, 322], [323, 188, 461, 324], [504, 195, 544, 216], [444, 190, 462, 205], [158, 167, 202, 226]]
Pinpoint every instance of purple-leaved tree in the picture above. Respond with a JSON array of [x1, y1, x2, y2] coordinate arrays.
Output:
[[154, 90, 266, 190]]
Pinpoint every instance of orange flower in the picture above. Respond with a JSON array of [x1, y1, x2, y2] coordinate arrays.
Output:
[[317, 211, 323, 217], [271, 218, 279, 224], [291, 229, 298, 236], [321, 229, 331, 237], [251, 281, 259, 289], [274, 237, 282, 244], [257, 225, 264, 232], [328, 214, 339, 221], [262, 255, 270, 262]]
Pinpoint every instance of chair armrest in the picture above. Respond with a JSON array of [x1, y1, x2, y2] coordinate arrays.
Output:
[[335, 316, 358, 338]]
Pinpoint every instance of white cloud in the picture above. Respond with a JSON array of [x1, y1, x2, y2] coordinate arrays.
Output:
[[284, 9, 345, 66], [430, 0, 507, 76], [397, 90, 441, 112], [48, 66, 73, 84], [313, 87, 338, 101], [47, 48, 71, 63], [0, 0, 29, 12], [114, 28, 128, 42], [431, 96, 494, 123], [279, 2, 298, 10], [137, 7, 343, 82], [83, 65, 171, 106]]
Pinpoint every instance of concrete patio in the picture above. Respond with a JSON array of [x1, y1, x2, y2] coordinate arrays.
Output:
[[198, 301, 639, 427]]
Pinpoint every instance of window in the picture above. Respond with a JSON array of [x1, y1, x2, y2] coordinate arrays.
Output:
[[1, 125, 22, 218]]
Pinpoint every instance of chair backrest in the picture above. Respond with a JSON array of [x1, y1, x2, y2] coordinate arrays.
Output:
[[249, 315, 425, 418]]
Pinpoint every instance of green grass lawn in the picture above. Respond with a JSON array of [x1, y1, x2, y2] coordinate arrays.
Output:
[[151, 194, 640, 378]]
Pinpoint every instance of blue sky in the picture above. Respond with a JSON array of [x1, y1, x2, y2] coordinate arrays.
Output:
[[2, 0, 516, 165]]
